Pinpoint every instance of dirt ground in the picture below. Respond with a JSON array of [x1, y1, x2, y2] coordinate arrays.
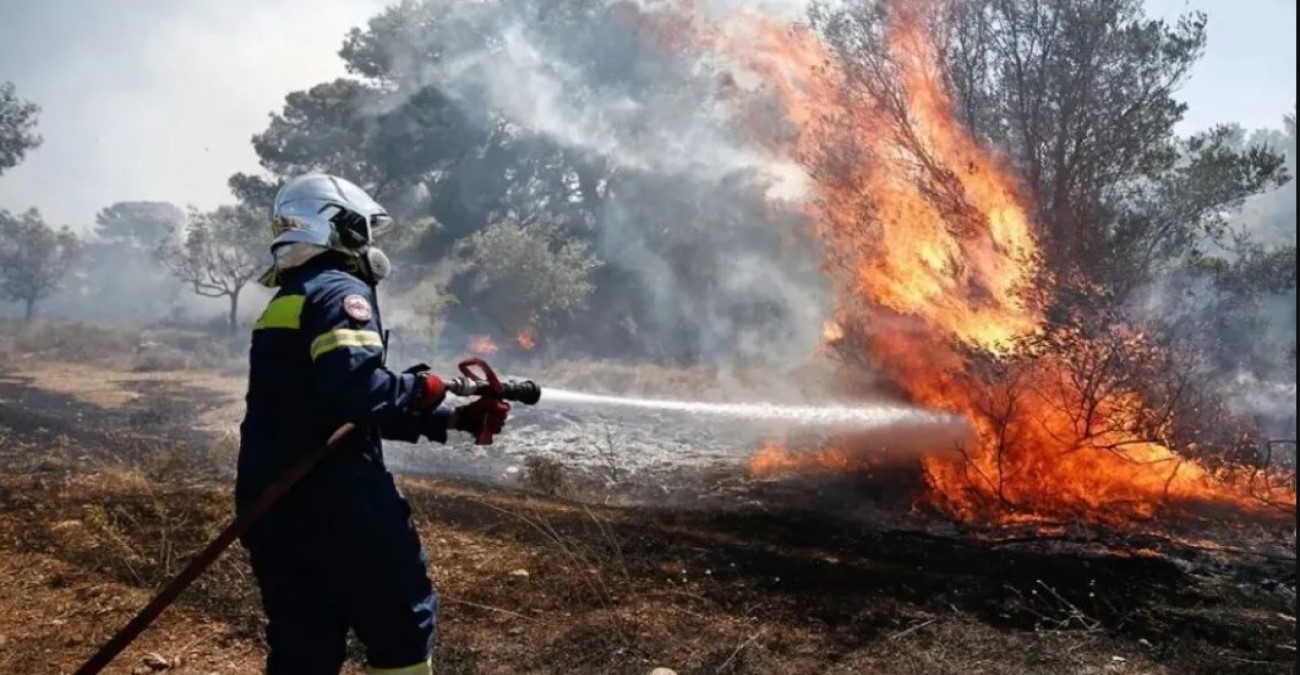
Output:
[[0, 326, 1295, 674]]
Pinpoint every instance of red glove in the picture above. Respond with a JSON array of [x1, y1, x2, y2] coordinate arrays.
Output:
[[451, 397, 510, 443], [415, 372, 447, 409], [404, 364, 447, 410]]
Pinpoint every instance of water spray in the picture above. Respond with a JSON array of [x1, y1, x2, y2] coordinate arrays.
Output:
[[542, 388, 958, 430]]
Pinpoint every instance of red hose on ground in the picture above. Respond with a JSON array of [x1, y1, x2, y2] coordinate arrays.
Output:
[[72, 423, 358, 675]]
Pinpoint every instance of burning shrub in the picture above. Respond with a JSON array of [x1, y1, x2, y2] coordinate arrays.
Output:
[[725, 0, 1296, 525], [923, 314, 1293, 521]]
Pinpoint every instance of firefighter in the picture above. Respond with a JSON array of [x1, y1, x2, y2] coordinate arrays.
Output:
[[237, 173, 506, 674]]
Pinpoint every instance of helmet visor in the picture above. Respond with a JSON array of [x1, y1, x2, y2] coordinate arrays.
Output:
[[370, 214, 394, 238]]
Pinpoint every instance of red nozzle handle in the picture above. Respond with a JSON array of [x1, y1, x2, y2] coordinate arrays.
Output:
[[456, 357, 508, 445], [458, 357, 503, 393]]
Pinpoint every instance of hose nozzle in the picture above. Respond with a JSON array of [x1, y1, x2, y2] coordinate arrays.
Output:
[[444, 376, 541, 405], [501, 379, 542, 405], [443, 357, 539, 446]]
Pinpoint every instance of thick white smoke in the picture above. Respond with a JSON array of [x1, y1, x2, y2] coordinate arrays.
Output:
[[363, 0, 831, 365]]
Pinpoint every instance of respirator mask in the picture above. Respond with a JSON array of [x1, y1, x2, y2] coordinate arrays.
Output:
[[333, 209, 394, 286], [355, 246, 392, 285]]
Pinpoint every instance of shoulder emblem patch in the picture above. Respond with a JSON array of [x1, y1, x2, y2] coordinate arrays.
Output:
[[342, 294, 373, 322]]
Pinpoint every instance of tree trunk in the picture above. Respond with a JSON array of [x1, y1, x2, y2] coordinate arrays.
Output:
[[228, 293, 240, 333], [24, 297, 35, 322]]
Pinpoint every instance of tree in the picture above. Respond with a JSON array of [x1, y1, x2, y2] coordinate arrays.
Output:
[[1145, 112, 1299, 381], [1233, 108, 1297, 245], [457, 216, 601, 348], [932, 0, 1207, 269], [94, 201, 185, 249], [242, 77, 488, 227], [158, 205, 266, 332], [0, 82, 41, 176], [816, 0, 1288, 300], [1099, 125, 1289, 297], [0, 209, 82, 320], [251, 79, 385, 185], [227, 172, 281, 213], [233, 0, 819, 361]]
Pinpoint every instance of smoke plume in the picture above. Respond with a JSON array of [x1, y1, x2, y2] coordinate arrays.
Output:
[[1129, 116, 1297, 441], [341, 0, 832, 367]]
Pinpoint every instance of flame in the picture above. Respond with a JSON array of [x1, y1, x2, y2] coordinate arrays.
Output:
[[714, 2, 1295, 523], [821, 320, 844, 343], [516, 329, 538, 351], [467, 335, 499, 356], [737, 9, 1038, 352], [750, 440, 858, 478]]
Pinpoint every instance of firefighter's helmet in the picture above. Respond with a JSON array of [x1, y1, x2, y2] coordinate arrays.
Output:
[[258, 173, 394, 287], [270, 173, 393, 253]]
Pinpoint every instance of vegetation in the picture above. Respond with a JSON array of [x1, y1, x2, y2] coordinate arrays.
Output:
[[4, 3, 1291, 377], [156, 206, 265, 333], [0, 81, 41, 176], [0, 4, 1296, 670], [0, 209, 82, 320], [458, 216, 602, 350]]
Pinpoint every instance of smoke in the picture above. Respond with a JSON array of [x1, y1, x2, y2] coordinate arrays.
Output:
[[1217, 122, 1295, 439], [1226, 374, 1297, 439], [1129, 115, 1297, 441], [2, 0, 1291, 395], [1131, 271, 1296, 440], [0, 0, 388, 229], [364, 0, 831, 365], [441, 24, 789, 186]]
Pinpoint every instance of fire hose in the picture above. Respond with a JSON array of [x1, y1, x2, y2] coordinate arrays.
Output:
[[73, 357, 540, 675]]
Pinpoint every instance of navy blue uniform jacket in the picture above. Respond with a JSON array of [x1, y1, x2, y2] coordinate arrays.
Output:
[[235, 259, 442, 672], [236, 259, 448, 520]]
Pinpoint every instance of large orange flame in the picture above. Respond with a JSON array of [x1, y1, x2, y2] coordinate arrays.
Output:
[[700, 3, 1295, 523]]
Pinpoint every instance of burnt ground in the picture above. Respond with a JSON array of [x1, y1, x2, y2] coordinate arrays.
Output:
[[0, 361, 1296, 675]]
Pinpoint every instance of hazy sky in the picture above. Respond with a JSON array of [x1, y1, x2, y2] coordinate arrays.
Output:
[[0, 0, 1294, 229]]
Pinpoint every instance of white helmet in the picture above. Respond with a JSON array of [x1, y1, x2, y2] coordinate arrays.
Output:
[[260, 173, 395, 287], [271, 173, 393, 251]]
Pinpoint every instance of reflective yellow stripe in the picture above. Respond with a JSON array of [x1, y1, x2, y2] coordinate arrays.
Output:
[[254, 294, 305, 330], [368, 660, 432, 675], [310, 328, 384, 361]]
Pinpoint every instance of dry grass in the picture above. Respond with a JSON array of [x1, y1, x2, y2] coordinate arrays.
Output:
[[131, 346, 198, 373], [2, 443, 1294, 674], [7, 320, 141, 366], [0, 319, 245, 375], [0, 342, 1293, 674]]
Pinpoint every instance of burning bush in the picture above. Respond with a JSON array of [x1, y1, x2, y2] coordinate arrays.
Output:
[[902, 313, 1292, 523], [720, 0, 1296, 525]]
